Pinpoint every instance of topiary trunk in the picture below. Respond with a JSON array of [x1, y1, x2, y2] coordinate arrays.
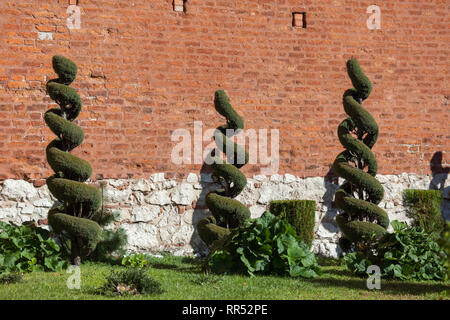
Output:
[[44, 55, 101, 266], [197, 90, 250, 246], [332, 58, 389, 252]]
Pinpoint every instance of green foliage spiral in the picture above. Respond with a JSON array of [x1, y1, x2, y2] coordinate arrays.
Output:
[[197, 90, 250, 246], [44, 55, 101, 265], [333, 59, 389, 251]]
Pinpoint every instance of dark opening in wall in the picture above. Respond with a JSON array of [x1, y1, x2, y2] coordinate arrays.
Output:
[[292, 12, 306, 28], [69, 0, 78, 5]]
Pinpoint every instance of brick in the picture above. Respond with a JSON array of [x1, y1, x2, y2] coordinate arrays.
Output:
[[0, 0, 447, 181]]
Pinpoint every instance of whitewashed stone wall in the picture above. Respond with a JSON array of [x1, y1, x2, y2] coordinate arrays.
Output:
[[0, 173, 449, 258]]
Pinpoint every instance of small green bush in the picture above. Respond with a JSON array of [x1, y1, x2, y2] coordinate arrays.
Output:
[[121, 253, 149, 269], [98, 268, 163, 296], [403, 189, 444, 239], [88, 210, 128, 264], [0, 221, 68, 273], [344, 220, 447, 281], [188, 273, 223, 286], [0, 272, 23, 285], [269, 200, 316, 246], [208, 211, 321, 278]]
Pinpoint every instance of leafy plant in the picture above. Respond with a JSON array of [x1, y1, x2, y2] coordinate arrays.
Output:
[[207, 211, 321, 278], [403, 189, 444, 240], [344, 220, 447, 281], [97, 268, 163, 296], [0, 221, 68, 273], [121, 253, 149, 270], [438, 221, 450, 277]]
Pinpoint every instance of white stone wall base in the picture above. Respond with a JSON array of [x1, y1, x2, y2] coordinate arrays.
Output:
[[1, 173, 449, 258]]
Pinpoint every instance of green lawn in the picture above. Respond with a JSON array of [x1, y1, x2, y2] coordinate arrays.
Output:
[[0, 255, 448, 300]]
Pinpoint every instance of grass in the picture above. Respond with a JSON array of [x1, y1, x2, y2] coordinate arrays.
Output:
[[0, 255, 448, 300]]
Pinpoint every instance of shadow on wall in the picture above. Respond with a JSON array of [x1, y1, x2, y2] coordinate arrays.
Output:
[[429, 151, 450, 220], [189, 162, 214, 256], [321, 166, 340, 232]]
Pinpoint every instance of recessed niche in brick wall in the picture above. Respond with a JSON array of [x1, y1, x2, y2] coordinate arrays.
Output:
[[292, 12, 306, 28], [69, 0, 78, 5], [173, 0, 186, 13]]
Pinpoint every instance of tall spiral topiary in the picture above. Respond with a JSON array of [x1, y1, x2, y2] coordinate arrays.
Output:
[[197, 90, 250, 246], [333, 58, 389, 251], [44, 55, 101, 266]]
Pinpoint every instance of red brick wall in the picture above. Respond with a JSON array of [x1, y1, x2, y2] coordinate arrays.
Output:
[[0, 0, 448, 183]]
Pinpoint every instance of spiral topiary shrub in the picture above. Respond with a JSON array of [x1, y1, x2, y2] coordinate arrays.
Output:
[[333, 58, 389, 251], [44, 55, 102, 266], [197, 90, 250, 246]]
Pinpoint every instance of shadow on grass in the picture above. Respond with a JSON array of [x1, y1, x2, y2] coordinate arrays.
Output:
[[148, 262, 179, 270], [146, 258, 204, 273], [303, 275, 449, 296], [321, 268, 355, 278], [181, 256, 204, 265]]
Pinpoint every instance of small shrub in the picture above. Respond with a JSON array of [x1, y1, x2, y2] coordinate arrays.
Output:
[[0, 221, 68, 273], [0, 272, 23, 285], [403, 189, 444, 240], [269, 200, 316, 246], [208, 211, 321, 278], [121, 253, 149, 269], [344, 220, 447, 281], [98, 268, 163, 296], [188, 273, 223, 286], [89, 210, 128, 264]]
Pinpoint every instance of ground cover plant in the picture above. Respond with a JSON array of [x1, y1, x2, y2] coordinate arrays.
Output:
[[344, 221, 447, 281], [0, 221, 68, 273], [121, 253, 150, 269], [207, 211, 321, 278], [96, 268, 163, 296]]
